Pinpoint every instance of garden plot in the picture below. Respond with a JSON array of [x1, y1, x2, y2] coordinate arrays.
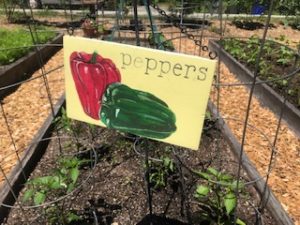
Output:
[[0, 13, 299, 224], [4, 120, 276, 225]]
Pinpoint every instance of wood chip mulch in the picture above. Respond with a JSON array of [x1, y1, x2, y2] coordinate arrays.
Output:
[[0, 50, 64, 184]]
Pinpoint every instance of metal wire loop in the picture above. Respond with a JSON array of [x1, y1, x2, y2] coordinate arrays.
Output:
[[180, 27, 187, 33], [194, 40, 201, 46], [209, 51, 218, 59], [201, 46, 209, 51], [187, 34, 195, 40]]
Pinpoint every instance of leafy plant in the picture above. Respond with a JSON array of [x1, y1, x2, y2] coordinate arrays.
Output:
[[194, 168, 246, 225], [23, 156, 83, 204], [0, 26, 56, 65], [222, 38, 245, 59], [53, 107, 85, 147], [276, 46, 294, 66], [148, 32, 175, 51], [149, 155, 177, 190], [23, 156, 85, 224]]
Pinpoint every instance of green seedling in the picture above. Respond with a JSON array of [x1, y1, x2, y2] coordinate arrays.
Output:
[[148, 32, 175, 51], [149, 155, 176, 190], [23, 156, 85, 224], [276, 46, 294, 66], [194, 167, 246, 225]]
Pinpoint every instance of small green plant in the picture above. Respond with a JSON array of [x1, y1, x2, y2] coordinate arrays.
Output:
[[23, 156, 85, 224], [276, 46, 294, 66], [222, 38, 245, 59], [148, 32, 175, 51], [194, 167, 246, 225], [245, 36, 260, 64], [54, 107, 84, 147], [53, 108, 73, 132], [149, 155, 176, 189]]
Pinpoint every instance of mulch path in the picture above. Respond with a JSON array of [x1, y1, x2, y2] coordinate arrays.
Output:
[[0, 49, 64, 183]]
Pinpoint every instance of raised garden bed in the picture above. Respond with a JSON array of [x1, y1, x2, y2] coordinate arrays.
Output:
[[1, 107, 278, 225], [0, 32, 63, 99], [0, 31, 296, 225], [209, 38, 300, 137]]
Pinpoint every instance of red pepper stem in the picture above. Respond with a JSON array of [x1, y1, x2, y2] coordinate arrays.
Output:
[[90, 52, 98, 64]]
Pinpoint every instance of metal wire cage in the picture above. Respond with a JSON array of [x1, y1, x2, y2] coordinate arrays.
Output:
[[0, 0, 299, 224]]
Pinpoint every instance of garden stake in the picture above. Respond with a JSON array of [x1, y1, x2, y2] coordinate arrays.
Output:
[[133, 0, 140, 46], [176, 155, 192, 224]]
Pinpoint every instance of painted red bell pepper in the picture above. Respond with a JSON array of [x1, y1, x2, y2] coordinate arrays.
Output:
[[70, 51, 121, 120]]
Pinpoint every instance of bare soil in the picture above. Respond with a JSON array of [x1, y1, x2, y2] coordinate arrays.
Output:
[[4, 123, 276, 225]]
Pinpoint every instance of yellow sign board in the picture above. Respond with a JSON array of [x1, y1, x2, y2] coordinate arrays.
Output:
[[64, 36, 216, 150]]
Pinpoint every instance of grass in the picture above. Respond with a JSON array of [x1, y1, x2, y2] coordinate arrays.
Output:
[[0, 26, 56, 65]]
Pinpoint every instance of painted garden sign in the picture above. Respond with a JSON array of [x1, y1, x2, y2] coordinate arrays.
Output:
[[64, 36, 216, 150]]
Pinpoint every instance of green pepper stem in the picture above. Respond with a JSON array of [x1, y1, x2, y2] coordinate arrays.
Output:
[[90, 51, 98, 64]]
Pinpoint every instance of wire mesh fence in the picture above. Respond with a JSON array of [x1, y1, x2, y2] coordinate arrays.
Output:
[[0, 0, 299, 224]]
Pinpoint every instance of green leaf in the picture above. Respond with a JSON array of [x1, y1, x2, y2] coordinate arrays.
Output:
[[195, 171, 211, 180], [207, 167, 219, 177], [224, 192, 237, 215], [220, 174, 233, 181], [196, 185, 210, 196], [163, 157, 171, 168], [236, 218, 246, 225], [67, 183, 75, 193], [34, 192, 46, 205], [49, 176, 61, 189], [230, 180, 244, 191], [66, 212, 81, 223], [70, 168, 79, 183], [23, 189, 34, 202]]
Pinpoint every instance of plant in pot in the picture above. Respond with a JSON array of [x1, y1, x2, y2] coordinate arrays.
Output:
[[82, 18, 100, 38]]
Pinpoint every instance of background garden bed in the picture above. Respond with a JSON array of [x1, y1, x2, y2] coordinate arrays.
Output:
[[0, 32, 63, 99], [209, 39, 300, 137]]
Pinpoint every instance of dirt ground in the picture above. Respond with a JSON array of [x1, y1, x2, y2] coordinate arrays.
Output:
[[0, 15, 299, 224], [4, 123, 275, 225]]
